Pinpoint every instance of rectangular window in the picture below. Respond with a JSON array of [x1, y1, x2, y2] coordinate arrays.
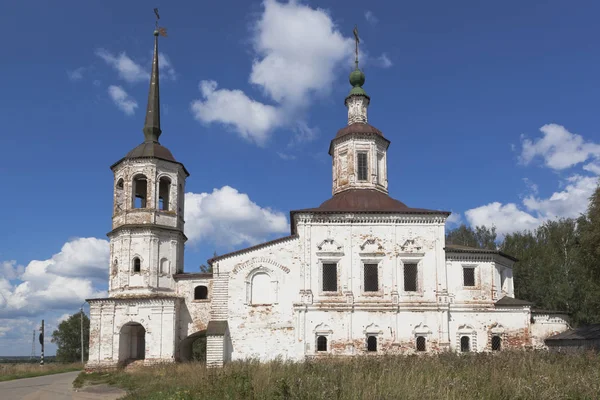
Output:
[[463, 267, 475, 287], [404, 263, 418, 292], [364, 264, 378, 292], [377, 153, 384, 185], [357, 152, 368, 181], [322, 263, 338, 292]]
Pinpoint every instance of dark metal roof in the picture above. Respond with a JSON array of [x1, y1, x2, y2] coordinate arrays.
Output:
[[208, 234, 299, 265], [445, 244, 519, 262], [494, 296, 534, 307], [126, 141, 176, 161], [173, 273, 213, 280], [335, 122, 384, 139], [545, 324, 600, 341], [294, 189, 449, 215], [206, 320, 229, 336], [329, 123, 389, 155]]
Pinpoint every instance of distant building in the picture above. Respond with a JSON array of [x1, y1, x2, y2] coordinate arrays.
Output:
[[86, 27, 570, 370], [545, 324, 600, 352]]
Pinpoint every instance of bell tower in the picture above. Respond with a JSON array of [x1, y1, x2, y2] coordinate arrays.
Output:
[[329, 27, 389, 196], [107, 25, 189, 297]]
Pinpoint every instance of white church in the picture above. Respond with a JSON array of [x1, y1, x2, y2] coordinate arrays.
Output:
[[86, 27, 570, 369]]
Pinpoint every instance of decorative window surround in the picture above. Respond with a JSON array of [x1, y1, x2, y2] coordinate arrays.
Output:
[[457, 324, 477, 352], [360, 259, 383, 296], [314, 323, 333, 353], [364, 323, 383, 353], [244, 266, 279, 305], [399, 256, 424, 296], [462, 264, 479, 289]]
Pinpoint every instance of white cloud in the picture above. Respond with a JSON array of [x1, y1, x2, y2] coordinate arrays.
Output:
[[158, 53, 177, 81], [277, 152, 297, 160], [191, 80, 281, 145], [445, 212, 462, 227], [184, 186, 289, 248], [0, 238, 108, 319], [377, 53, 392, 68], [95, 48, 147, 83], [2, 261, 24, 281], [463, 124, 600, 236], [67, 67, 85, 81], [191, 0, 355, 145], [520, 124, 600, 170], [108, 85, 138, 116], [465, 202, 541, 236], [364, 11, 378, 25]]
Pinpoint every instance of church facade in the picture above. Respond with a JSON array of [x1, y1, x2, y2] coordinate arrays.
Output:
[[86, 29, 570, 370]]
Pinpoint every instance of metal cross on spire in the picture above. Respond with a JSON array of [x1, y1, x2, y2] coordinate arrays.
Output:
[[154, 8, 168, 37], [353, 25, 360, 68]]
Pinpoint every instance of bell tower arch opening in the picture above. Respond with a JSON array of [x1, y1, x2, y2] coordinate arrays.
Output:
[[119, 322, 146, 362]]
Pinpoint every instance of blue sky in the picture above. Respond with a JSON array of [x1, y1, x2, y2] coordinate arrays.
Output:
[[1, 0, 600, 356]]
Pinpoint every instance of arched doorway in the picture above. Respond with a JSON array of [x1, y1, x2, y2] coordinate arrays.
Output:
[[179, 331, 207, 362], [119, 322, 146, 362]]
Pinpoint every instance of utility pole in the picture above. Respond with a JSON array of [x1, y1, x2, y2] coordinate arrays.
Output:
[[39, 320, 44, 366], [80, 306, 84, 363]]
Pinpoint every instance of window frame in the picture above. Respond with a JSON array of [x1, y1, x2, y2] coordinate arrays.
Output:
[[462, 264, 479, 289], [194, 285, 209, 301], [319, 259, 341, 296], [416, 336, 427, 352], [244, 266, 278, 305], [356, 151, 369, 182], [360, 259, 383, 296], [463, 266, 476, 287], [132, 257, 141, 274]]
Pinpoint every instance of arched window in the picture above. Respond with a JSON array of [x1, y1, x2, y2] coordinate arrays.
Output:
[[133, 257, 141, 273], [112, 259, 118, 276], [115, 179, 124, 211], [491, 335, 502, 351], [251, 272, 271, 305], [158, 177, 171, 211], [367, 336, 377, 352], [160, 258, 169, 275], [460, 336, 470, 352], [317, 336, 327, 352], [416, 336, 426, 352], [132, 175, 148, 208], [194, 285, 208, 300]]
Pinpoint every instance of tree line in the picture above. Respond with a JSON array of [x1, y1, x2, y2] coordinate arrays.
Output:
[[447, 185, 600, 326]]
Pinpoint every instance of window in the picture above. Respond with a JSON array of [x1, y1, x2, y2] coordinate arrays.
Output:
[[367, 336, 377, 352], [322, 263, 337, 292], [133, 175, 148, 208], [158, 177, 171, 211], [364, 264, 378, 292], [416, 336, 426, 352], [133, 257, 141, 273], [460, 336, 470, 352], [194, 285, 208, 300], [463, 267, 475, 287], [404, 263, 418, 292], [115, 179, 124, 211], [112, 259, 118, 276], [317, 336, 328, 352], [491, 336, 501, 351], [251, 272, 271, 304], [377, 153, 384, 185], [357, 152, 368, 181]]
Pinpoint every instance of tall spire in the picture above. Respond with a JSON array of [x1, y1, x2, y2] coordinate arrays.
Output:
[[345, 26, 369, 124], [143, 9, 167, 143]]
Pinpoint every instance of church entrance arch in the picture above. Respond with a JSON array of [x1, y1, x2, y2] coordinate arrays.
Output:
[[119, 322, 146, 362], [179, 331, 207, 362]]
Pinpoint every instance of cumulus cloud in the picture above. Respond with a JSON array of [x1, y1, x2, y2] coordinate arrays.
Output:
[[96, 49, 147, 83], [0, 238, 108, 319], [108, 85, 138, 115], [445, 212, 463, 227], [520, 124, 600, 170], [191, 0, 357, 145], [364, 11, 378, 25], [191, 80, 281, 145], [463, 124, 600, 236], [184, 186, 289, 248]]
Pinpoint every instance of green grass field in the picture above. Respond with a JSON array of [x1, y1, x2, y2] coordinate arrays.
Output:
[[75, 351, 600, 400], [0, 362, 83, 382]]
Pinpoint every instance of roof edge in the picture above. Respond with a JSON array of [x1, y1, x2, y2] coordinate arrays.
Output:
[[445, 245, 518, 262], [208, 234, 299, 265], [110, 155, 190, 177]]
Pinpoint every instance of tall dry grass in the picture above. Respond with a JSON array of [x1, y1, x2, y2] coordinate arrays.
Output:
[[77, 351, 600, 400], [0, 362, 83, 381]]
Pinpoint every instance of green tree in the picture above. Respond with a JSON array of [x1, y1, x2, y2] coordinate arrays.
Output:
[[51, 311, 90, 363], [446, 224, 497, 249]]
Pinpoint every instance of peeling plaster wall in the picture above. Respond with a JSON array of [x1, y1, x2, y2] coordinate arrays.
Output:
[[176, 278, 212, 338], [446, 258, 515, 303], [87, 298, 179, 369], [215, 237, 301, 361], [530, 313, 571, 348]]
